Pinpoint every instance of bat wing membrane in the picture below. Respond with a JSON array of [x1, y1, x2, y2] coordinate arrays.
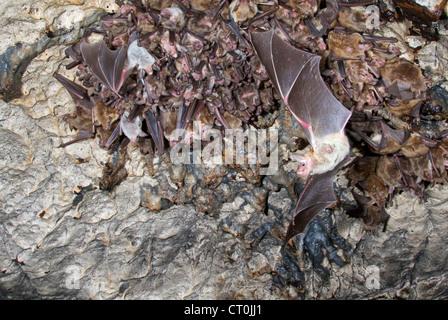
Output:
[[53, 72, 93, 110], [284, 163, 341, 243], [81, 42, 132, 96], [270, 32, 316, 100], [287, 55, 351, 144], [251, 31, 313, 101], [144, 110, 165, 155], [251, 30, 351, 149], [250, 31, 278, 93]]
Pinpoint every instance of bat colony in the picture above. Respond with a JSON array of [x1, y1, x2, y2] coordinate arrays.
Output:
[[53, 1, 447, 245], [56, 30, 348, 243]]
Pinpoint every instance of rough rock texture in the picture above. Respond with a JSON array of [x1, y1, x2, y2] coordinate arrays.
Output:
[[1, 1, 448, 300]]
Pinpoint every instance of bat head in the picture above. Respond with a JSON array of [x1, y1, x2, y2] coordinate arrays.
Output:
[[160, 7, 186, 30], [291, 152, 314, 176]]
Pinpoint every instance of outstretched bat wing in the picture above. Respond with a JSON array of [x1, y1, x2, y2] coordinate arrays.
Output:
[[250, 30, 351, 148], [80, 41, 133, 96], [284, 161, 344, 243]]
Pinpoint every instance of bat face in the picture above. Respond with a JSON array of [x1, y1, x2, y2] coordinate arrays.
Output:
[[250, 29, 352, 243]]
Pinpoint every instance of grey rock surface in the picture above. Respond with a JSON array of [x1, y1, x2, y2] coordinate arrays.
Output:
[[1, 0, 448, 300]]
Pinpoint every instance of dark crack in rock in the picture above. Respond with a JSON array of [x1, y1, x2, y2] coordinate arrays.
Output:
[[0, 9, 106, 101]]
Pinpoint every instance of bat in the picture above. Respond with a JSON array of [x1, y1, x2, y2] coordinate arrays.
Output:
[[218, 10, 249, 48], [145, 109, 165, 155], [347, 189, 390, 231], [80, 41, 134, 96], [120, 110, 148, 143], [53, 72, 95, 147], [305, 0, 339, 37], [53, 71, 93, 111], [177, 99, 205, 133], [351, 120, 409, 155], [250, 30, 352, 244]]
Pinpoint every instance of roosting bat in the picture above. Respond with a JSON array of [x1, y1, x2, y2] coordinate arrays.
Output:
[[53, 72, 95, 147], [53, 71, 93, 111], [351, 120, 409, 155], [145, 109, 165, 155], [251, 30, 352, 244]]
